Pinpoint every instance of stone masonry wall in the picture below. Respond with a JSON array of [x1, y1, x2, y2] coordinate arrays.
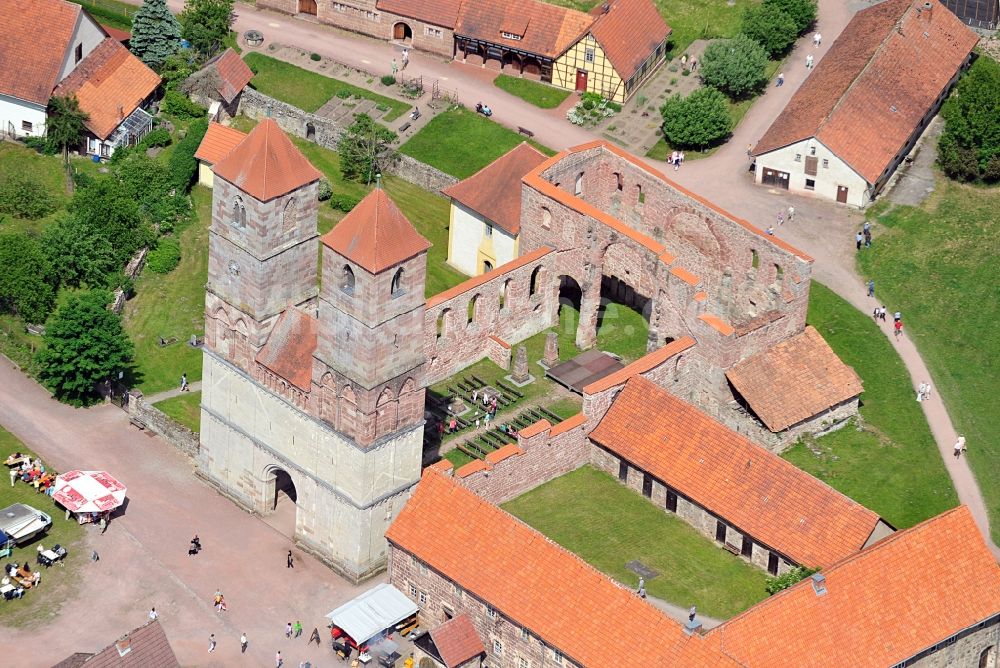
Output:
[[907, 614, 999, 668], [127, 391, 200, 458], [423, 248, 557, 386]]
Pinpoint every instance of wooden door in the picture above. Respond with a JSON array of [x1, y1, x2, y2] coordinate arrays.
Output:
[[298, 0, 317, 15], [575, 69, 588, 92], [715, 520, 727, 543], [761, 168, 789, 189], [837, 185, 849, 203]]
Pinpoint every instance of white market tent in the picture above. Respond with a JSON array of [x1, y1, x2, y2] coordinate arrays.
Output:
[[326, 583, 418, 645]]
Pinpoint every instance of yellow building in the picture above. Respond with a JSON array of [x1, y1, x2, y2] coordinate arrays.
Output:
[[454, 0, 669, 103], [194, 122, 248, 189]]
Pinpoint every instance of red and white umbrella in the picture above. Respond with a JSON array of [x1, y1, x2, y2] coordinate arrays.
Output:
[[52, 470, 127, 513]]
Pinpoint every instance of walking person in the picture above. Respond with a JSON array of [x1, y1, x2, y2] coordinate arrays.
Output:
[[287, 550, 294, 569], [401, 48, 409, 69], [776, 72, 784, 86], [285, 622, 293, 639], [149, 607, 158, 621], [894, 319, 903, 340], [856, 231, 863, 250], [954, 436, 966, 458], [777, 211, 785, 226], [787, 205, 794, 222], [689, 605, 697, 622], [766, 225, 774, 236], [867, 279, 875, 297], [10, 467, 16, 487], [864, 228, 872, 248], [917, 383, 926, 402], [747, 143, 753, 159], [391, 59, 398, 76], [923, 383, 932, 400], [276, 650, 284, 668], [209, 634, 217, 653], [813, 32, 822, 46], [806, 54, 814, 69], [180, 373, 188, 392], [241, 633, 248, 654], [893, 311, 901, 323], [880, 306, 887, 322], [294, 621, 303, 639]]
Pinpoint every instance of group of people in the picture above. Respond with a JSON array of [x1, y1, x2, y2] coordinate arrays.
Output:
[[679, 53, 698, 71], [870, 304, 904, 339], [855, 221, 873, 250], [2, 561, 39, 599], [213, 588, 229, 612], [670, 150, 686, 171], [7, 453, 55, 494]]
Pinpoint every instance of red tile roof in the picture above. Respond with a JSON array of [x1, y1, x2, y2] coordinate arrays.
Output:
[[0, 0, 81, 105], [441, 143, 547, 235], [194, 122, 248, 165], [754, 0, 978, 184], [101, 24, 132, 43], [590, 0, 671, 80], [63, 619, 181, 668], [213, 119, 322, 202], [206, 48, 254, 104], [726, 326, 863, 432], [255, 308, 318, 392], [455, 0, 595, 59], [386, 470, 741, 667], [427, 614, 486, 667], [51, 38, 160, 140], [376, 0, 465, 27], [589, 376, 883, 567], [321, 189, 431, 274], [714, 506, 1000, 667]]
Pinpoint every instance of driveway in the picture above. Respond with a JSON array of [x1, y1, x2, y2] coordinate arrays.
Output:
[[0, 357, 371, 666]]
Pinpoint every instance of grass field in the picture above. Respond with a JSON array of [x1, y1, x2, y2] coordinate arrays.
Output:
[[154, 392, 202, 433], [68, 0, 135, 31], [0, 427, 86, 627], [503, 466, 769, 618], [855, 180, 999, 540], [494, 75, 572, 109], [782, 282, 957, 529], [400, 107, 554, 179], [244, 53, 410, 120]]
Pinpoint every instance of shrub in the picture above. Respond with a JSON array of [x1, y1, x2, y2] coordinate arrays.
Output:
[[310, 52, 321, 61], [169, 118, 210, 192], [764, 0, 817, 33], [317, 179, 333, 201], [329, 193, 361, 212], [699, 35, 770, 99], [660, 88, 733, 149], [605, 100, 623, 113], [146, 237, 182, 274], [938, 56, 1000, 182], [0, 232, 56, 323], [139, 127, 173, 150], [741, 3, 799, 56], [380, 74, 396, 86], [765, 566, 819, 595], [336, 89, 352, 99], [23, 136, 58, 155], [582, 99, 596, 110], [0, 175, 57, 219], [161, 90, 207, 120]]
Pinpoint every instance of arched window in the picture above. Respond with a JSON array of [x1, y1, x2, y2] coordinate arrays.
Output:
[[282, 198, 297, 235], [391, 267, 405, 297], [751, 249, 760, 270], [774, 264, 784, 281], [341, 265, 356, 295], [541, 207, 552, 230], [614, 172, 623, 191], [436, 308, 450, 340], [232, 197, 246, 229], [574, 171, 584, 196], [636, 184, 645, 204], [499, 279, 510, 310], [530, 265, 542, 296], [467, 294, 479, 326]]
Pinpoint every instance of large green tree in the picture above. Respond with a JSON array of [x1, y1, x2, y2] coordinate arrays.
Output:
[[70, 177, 154, 267], [660, 88, 733, 149], [179, 0, 235, 59], [37, 290, 133, 406], [0, 232, 56, 323], [699, 35, 770, 99], [46, 95, 89, 168], [41, 216, 118, 288], [130, 0, 183, 69], [338, 113, 398, 183], [764, 0, 817, 33], [939, 56, 1000, 183], [741, 4, 798, 57]]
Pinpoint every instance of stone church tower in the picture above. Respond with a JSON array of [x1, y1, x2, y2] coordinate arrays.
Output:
[[198, 119, 430, 582]]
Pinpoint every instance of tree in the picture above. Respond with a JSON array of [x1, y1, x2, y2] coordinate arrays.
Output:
[[46, 95, 89, 168], [938, 56, 1000, 182], [338, 114, 398, 183], [179, 0, 235, 59], [41, 216, 117, 288], [37, 290, 133, 406], [169, 117, 209, 192], [0, 233, 56, 323], [660, 88, 733, 149], [70, 176, 153, 267], [764, 0, 817, 34], [130, 0, 182, 69], [741, 4, 798, 57], [699, 35, 770, 99]]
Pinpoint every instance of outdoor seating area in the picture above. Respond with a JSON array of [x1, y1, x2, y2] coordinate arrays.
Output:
[[6, 452, 57, 496]]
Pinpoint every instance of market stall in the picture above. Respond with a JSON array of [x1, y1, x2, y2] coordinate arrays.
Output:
[[51, 470, 127, 524], [326, 583, 418, 661]]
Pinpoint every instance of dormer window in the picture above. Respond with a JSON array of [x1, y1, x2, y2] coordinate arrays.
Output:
[[501, 31, 522, 40]]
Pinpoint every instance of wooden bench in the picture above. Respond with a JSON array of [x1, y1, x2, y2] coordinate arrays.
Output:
[[398, 122, 411, 132], [518, 126, 535, 138], [129, 417, 146, 431]]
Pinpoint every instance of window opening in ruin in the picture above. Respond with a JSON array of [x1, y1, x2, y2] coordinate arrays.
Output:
[[751, 249, 760, 269], [574, 171, 583, 196], [541, 207, 552, 229], [467, 294, 479, 325], [637, 184, 645, 204], [614, 172, 623, 191], [436, 308, 450, 339], [529, 266, 542, 296], [499, 279, 510, 310], [775, 264, 783, 281]]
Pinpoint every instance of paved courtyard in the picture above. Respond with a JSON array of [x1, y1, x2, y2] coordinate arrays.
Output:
[[0, 357, 372, 666]]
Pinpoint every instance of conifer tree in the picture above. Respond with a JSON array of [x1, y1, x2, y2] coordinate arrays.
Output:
[[130, 0, 182, 70]]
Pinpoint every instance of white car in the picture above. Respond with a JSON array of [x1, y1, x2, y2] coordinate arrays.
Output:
[[0, 504, 52, 545]]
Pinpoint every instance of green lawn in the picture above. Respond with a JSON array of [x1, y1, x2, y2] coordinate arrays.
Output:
[[154, 392, 202, 433], [0, 426, 86, 627], [503, 466, 769, 618], [545, 396, 583, 419], [543, 0, 756, 57], [122, 187, 211, 394], [68, 0, 134, 31], [243, 53, 410, 120], [400, 107, 554, 180], [782, 282, 957, 529], [0, 142, 75, 235], [855, 180, 999, 540], [494, 75, 572, 109]]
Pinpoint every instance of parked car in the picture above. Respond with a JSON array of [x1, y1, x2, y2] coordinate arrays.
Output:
[[0, 504, 52, 545]]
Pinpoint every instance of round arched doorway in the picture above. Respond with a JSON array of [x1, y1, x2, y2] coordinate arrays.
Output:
[[393, 22, 413, 42]]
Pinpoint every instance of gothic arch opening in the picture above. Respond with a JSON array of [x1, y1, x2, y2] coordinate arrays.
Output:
[[262, 466, 297, 539], [282, 197, 297, 235], [391, 267, 405, 297], [342, 265, 356, 295]]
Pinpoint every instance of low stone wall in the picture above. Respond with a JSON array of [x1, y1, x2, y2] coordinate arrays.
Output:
[[126, 390, 200, 458], [383, 153, 457, 192], [112, 247, 148, 314]]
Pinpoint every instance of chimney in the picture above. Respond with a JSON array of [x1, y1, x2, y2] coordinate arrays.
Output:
[[116, 105, 124, 121], [601, 2, 610, 13], [810, 573, 828, 596], [115, 637, 132, 657], [684, 619, 703, 636]]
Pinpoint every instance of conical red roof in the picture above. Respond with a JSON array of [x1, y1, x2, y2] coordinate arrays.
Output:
[[321, 189, 430, 273], [212, 118, 322, 201]]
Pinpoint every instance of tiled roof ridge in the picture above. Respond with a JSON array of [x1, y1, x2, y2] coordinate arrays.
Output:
[[710, 505, 973, 640]]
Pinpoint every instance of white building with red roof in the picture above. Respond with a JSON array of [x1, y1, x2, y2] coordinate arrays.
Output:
[[0, 0, 161, 157]]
